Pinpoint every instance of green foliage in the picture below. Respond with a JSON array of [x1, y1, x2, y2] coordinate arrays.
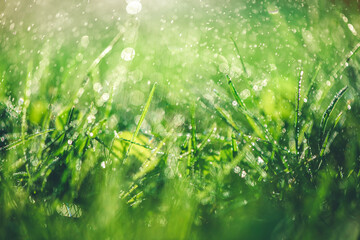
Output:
[[1, 0, 360, 239]]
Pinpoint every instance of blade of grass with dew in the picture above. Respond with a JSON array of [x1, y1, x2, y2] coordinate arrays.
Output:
[[320, 112, 343, 157], [319, 86, 348, 143], [214, 104, 241, 133], [230, 37, 247, 75], [21, 61, 33, 145], [70, 31, 123, 105], [124, 83, 157, 163], [93, 137, 122, 162], [114, 134, 153, 150], [226, 75, 267, 140], [332, 42, 360, 79], [304, 63, 321, 102], [316, 44, 358, 109], [187, 136, 193, 176], [61, 106, 75, 145], [133, 137, 166, 181], [191, 102, 197, 154], [0, 129, 54, 151], [197, 123, 216, 152], [295, 69, 303, 161]]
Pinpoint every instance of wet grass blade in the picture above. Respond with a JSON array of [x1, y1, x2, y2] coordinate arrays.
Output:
[[190, 103, 197, 153], [319, 86, 348, 144], [197, 123, 216, 152], [226, 75, 268, 140], [320, 112, 343, 157], [227, 75, 246, 110], [332, 42, 360, 79], [305, 63, 321, 102], [133, 137, 165, 180], [124, 83, 157, 162], [21, 61, 33, 144], [230, 37, 247, 75], [87, 32, 123, 75], [94, 137, 122, 162], [0, 129, 55, 151], [214, 104, 241, 133], [295, 70, 303, 159]]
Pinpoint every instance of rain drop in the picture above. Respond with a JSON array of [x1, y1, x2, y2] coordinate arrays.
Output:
[[121, 47, 136, 61], [126, 1, 142, 15]]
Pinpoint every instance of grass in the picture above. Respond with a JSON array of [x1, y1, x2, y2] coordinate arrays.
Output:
[[1, 0, 360, 239]]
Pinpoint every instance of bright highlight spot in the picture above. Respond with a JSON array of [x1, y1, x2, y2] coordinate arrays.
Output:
[[126, 1, 142, 15], [121, 47, 136, 61]]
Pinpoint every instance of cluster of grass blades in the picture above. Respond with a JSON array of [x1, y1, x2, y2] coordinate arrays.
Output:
[[0, 14, 360, 239]]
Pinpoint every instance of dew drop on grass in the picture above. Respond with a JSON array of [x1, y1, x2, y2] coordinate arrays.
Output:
[[101, 93, 110, 102], [121, 47, 135, 61], [80, 35, 89, 48], [76, 53, 83, 62], [219, 63, 229, 73], [267, 4, 279, 15], [240, 89, 250, 99], [93, 82, 102, 92], [9, 23, 15, 31]]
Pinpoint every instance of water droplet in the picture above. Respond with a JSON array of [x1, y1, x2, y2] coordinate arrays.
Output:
[[126, 1, 142, 15], [80, 35, 89, 48], [267, 5, 279, 14], [76, 53, 83, 62], [9, 23, 15, 31], [101, 161, 106, 168], [101, 93, 110, 102], [240, 89, 250, 99], [121, 47, 135, 61], [219, 63, 229, 73], [93, 82, 102, 92]]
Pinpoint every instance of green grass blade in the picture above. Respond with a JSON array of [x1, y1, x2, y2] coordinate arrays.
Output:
[[320, 112, 343, 157], [304, 63, 321, 102], [0, 129, 54, 151], [226, 75, 246, 110], [332, 42, 360, 79], [295, 69, 303, 159], [197, 123, 216, 152], [230, 37, 247, 75], [124, 83, 157, 162], [226, 75, 268, 140], [214, 104, 241, 133], [133, 137, 165, 180], [190, 103, 197, 153], [86, 32, 123, 75], [320, 85, 348, 142]]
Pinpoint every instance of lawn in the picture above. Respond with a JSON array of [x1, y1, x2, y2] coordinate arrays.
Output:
[[1, 0, 360, 239]]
